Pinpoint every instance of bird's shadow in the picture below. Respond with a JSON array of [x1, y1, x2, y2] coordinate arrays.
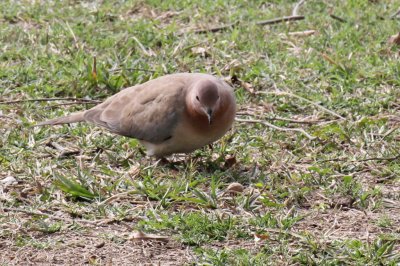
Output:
[[156, 154, 234, 173]]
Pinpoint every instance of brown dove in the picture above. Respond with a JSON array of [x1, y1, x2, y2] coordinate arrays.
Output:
[[37, 73, 236, 157]]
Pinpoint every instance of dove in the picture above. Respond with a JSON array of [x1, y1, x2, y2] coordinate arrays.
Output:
[[37, 73, 236, 157]]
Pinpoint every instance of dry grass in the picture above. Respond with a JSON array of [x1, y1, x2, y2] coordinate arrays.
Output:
[[1, 0, 400, 265]]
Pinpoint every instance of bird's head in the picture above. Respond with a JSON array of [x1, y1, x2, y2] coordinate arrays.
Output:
[[191, 80, 220, 124]]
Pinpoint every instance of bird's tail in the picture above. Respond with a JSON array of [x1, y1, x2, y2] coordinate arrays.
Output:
[[36, 111, 85, 126]]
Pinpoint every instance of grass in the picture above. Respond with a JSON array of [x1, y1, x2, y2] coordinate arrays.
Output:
[[1, 0, 400, 265]]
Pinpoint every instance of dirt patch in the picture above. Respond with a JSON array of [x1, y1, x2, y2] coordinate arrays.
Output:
[[294, 208, 400, 242], [0, 228, 193, 265]]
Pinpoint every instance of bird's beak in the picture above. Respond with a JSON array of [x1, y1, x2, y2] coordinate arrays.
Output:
[[207, 109, 213, 125]]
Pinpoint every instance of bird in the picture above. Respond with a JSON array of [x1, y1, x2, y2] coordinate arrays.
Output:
[[37, 73, 236, 158]]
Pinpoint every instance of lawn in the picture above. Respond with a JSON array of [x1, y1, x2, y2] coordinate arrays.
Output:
[[1, 0, 400, 265]]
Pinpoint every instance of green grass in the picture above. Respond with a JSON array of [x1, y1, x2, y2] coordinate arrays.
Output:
[[1, 0, 400, 265]]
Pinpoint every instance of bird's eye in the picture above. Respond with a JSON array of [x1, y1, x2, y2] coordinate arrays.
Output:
[[196, 96, 200, 101]]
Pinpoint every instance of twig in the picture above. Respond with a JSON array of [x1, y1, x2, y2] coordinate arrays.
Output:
[[48, 142, 81, 158], [288, 30, 316, 36], [2, 207, 97, 225], [280, 117, 332, 125], [390, 8, 400, 19], [97, 189, 137, 207], [193, 15, 305, 34], [109, 67, 156, 73], [48, 141, 66, 152], [236, 111, 322, 124], [129, 231, 170, 242], [92, 55, 97, 80], [319, 52, 345, 70], [317, 157, 347, 163], [193, 21, 239, 34], [382, 198, 400, 209], [356, 154, 400, 163], [317, 154, 400, 163], [382, 126, 400, 140], [236, 113, 331, 124], [173, 40, 209, 56], [0, 114, 21, 123], [0, 97, 100, 105], [44, 101, 99, 109], [329, 14, 347, 23], [256, 15, 305, 26], [65, 21, 79, 49], [292, 0, 306, 16], [257, 91, 346, 120], [132, 36, 155, 56], [261, 228, 306, 241], [236, 118, 316, 140]]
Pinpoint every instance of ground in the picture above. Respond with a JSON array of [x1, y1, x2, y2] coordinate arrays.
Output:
[[1, 0, 400, 265]]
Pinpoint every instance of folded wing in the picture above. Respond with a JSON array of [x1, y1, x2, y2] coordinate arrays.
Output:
[[84, 79, 186, 143]]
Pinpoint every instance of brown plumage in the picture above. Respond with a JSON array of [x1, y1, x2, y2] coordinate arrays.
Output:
[[37, 73, 236, 157]]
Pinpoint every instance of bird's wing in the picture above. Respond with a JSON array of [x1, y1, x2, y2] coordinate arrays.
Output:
[[83, 78, 186, 143]]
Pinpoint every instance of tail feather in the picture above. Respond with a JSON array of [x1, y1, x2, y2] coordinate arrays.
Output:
[[36, 111, 86, 126]]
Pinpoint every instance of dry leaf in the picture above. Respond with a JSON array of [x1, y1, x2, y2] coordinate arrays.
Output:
[[129, 231, 170, 242], [156, 11, 181, 20], [0, 176, 17, 188], [191, 47, 209, 57], [388, 32, 400, 46], [320, 52, 346, 71], [222, 59, 243, 73], [128, 164, 141, 178], [229, 75, 255, 94], [224, 154, 237, 168], [382, 198, 400, 209], [240, 80, 254, 94], [254, 233, 269, 242], [211, 152, 220, 161], [226, 182, 244, 193], [95, 241, 105, 248], [330, 195, 354, 208], [262, 102, 275, 113]]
